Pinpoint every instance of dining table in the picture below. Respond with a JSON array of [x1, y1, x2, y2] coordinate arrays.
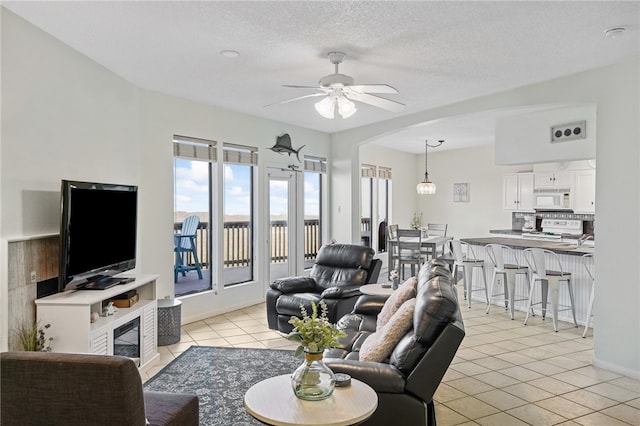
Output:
[[387, 234, 452, 271]]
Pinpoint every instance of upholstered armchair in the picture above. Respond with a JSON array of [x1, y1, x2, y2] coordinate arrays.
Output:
[[266, 243, 382, 334], [324, 259, 465, 426], [1, 351, 199, 426]]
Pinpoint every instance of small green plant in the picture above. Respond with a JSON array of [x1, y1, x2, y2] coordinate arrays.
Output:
[[14, 320, 53, 352], [288, 301, 346, 357]]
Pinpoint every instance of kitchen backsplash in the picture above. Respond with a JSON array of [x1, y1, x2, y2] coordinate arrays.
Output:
[[512, 211, 595, 235]]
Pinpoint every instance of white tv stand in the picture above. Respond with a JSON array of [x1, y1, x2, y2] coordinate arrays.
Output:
[[36, 274, 159, 372]]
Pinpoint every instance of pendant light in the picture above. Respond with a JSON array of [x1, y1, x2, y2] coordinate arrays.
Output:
[[416, 139, 444, 195]]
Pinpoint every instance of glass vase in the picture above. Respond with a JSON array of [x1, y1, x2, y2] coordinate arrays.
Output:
[[291, 351, 335, 401]]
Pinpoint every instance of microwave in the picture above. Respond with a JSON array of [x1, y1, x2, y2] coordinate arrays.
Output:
[[534, 189, 572, 209]]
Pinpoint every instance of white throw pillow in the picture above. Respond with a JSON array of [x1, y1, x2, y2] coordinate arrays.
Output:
[[376, 277, 417, 329], [360, 298, 416, 362]]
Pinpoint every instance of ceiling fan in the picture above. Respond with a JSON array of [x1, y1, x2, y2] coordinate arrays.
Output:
[[272, 52, 405, 119]]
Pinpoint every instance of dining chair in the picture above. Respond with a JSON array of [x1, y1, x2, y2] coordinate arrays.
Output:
[[449, 240, 488, 309], [396, 228, 422, 279], [582, 253, 595, 338], [387, 224, 400, 273], [174, 215, 203, 283], [523, 248, 577, 332], [485, 244, 532, 320], [427, 223, 448, 237]]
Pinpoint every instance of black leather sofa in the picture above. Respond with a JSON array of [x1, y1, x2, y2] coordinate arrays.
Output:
[[324, 259, 465, 426], [266, 243, 382, 333]]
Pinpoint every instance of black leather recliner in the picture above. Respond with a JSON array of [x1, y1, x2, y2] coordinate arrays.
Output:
[[324, 259, 465, 426], [266, 244, 382, 334]]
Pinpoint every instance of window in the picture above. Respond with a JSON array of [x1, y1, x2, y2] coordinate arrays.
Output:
[[377, 167, 392, 253], [223, 143, 258, 286], [360, 164, 392, 252], [360, 164, 376, 247], [304, 156, 326, 268], [173, 136, 215, 296]]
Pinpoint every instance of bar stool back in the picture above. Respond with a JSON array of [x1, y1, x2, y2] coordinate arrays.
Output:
[[523, 248, 578, 332], [485, 244, 532, 319], [582, 253, 595, 338], [450, 240, 488, 309]]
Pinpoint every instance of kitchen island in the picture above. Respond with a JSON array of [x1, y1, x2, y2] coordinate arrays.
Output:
[[459, 236, 593, 330], [462, 236, 594, 256]]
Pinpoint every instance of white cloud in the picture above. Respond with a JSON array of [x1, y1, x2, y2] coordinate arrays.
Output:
[[224, 164, 234, 181], [227, 185, 244, 196]]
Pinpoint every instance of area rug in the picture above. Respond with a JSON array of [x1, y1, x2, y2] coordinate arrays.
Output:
[[143, 346, 299, 426]]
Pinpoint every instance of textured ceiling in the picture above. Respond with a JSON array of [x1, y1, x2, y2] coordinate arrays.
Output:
[[4, 1, 639, 153]]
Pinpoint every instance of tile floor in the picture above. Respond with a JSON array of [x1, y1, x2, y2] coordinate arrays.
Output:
[[143, 289, 640, 426]]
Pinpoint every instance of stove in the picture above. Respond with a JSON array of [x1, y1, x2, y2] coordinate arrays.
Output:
[[522, 218, 583, 240], [541, 219, 583, 236]]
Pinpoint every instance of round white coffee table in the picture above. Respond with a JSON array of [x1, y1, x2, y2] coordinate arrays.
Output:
[[244, 374, 378, 426], [359, 283, 394, 296]]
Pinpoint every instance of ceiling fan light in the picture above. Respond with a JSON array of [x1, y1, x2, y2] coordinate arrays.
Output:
[[337, 96, 357, 118], [314, 97, 335, 119], [416, 181, 437, 195]]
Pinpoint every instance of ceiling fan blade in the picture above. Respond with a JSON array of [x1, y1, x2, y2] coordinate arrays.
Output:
[[282, 84, 323, 90], [347, 84, 398, 94], [344, 92, 405, 112], [265, 92, 326, 107]]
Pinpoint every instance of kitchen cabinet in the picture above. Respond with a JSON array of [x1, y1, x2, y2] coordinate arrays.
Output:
[[503, 173, 534, 211], [574, 169, 596, 213], [534, 171, 575, 189]]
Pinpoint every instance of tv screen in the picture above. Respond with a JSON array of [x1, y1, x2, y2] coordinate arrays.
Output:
[[59, 180, 138, 291]]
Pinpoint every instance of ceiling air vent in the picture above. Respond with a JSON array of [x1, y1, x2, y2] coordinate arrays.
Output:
[[550, 120, 586, 143]]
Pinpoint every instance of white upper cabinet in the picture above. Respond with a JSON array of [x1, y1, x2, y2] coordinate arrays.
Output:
[[574, 169, 596, 213], [503, 173, 534, 211], [534, 171, 575, 189]]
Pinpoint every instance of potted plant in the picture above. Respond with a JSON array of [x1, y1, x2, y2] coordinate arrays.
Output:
[[13, 320, 53, 352], [287, 301, 346, 400]]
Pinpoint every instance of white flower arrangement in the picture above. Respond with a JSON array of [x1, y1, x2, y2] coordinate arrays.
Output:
[[389, 269, 399, 282]]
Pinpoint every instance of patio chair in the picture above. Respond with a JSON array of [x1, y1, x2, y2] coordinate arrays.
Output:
[[174, 215, 203, 283]]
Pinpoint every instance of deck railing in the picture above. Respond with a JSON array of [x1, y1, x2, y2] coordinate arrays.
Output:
[[174, 219, 321, 268]]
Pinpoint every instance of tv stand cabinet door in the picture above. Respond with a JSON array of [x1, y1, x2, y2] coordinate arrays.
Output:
[[89, 329, 110, 355], [141, 302, 158, 368]]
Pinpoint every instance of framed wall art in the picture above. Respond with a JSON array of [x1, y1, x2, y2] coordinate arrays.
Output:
[[453, 183, 469, 202]]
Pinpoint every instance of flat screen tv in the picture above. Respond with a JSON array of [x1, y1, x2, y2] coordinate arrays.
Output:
[[59, 180, 138, 291]]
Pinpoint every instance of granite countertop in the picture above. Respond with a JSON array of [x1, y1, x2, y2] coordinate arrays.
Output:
[[462, 236, 594, 256]]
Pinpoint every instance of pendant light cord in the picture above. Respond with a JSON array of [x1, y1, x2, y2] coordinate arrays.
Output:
[[424, 139, 444, 181]]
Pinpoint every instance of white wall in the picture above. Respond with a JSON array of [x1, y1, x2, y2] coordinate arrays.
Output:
[[414, 145, 529, 239], [1, 9, 141, 237], [496, 104, 597, 165], [1, 10, 331, 340], [331, 59, 640, 378]]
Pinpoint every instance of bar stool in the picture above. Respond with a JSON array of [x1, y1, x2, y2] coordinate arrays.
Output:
[[450, 240, 488, 309], [485, 244, 532, 320], [523, 248, 578, 332], [582, 253, 595, 338]]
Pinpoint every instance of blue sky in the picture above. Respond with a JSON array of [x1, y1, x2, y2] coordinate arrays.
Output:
[[174, 159, 320, 217]]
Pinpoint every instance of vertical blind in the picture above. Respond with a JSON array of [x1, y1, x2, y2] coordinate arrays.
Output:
[[173, 135, 217, 162], [173, 136, 259, 165], [304, 156, 327, 173], [361, 164, 376, 178], [223, 143, 258, 165], [378, 166, 392, 180]]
